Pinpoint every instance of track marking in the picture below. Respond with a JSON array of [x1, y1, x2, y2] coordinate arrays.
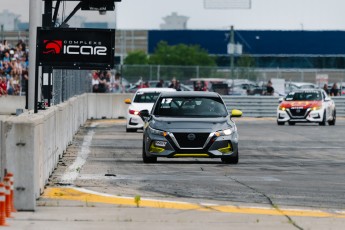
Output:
[[60, 130, 94, 184], [42, 187, 345, 219]]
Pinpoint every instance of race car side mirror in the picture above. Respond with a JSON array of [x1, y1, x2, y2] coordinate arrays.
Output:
[[231, 109, 243, 118], [139, 109, 150, 121], [278, 97, 284, 104], [324, 97, 331, 102]]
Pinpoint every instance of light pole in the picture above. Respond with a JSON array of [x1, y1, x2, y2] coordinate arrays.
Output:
[[230, 25, 235, 79]]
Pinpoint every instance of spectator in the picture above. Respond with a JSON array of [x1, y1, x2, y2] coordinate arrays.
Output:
[[323, 84, 329, 95], [6, 75, 15, 95], [105, 71, 112, 92], [156, 79, 164, 88], [175, 80, 182, 91], [169, 78, 177, 89], [97, 71, 108, 93], [330, 83, 340, 96], [21, 70, 29, 96], [142, 81, 150, 88], [114, 72, 124, 93], [91, 72, 100, 93], [2, 62, 12, 77], [2, 51, 10, 63], [0, 40, 10, 52], [0, 76, 7, 96], [265, 80, 274, 95], [194, 81, 206, 91]]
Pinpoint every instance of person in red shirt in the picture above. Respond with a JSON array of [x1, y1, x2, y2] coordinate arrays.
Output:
[[0, 76, 7, 96]]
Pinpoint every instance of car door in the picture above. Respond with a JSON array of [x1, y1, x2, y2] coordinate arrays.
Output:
[[322, 91, 332, 119]]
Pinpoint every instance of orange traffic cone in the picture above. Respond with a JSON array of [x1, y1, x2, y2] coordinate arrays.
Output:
[[0, 183, 7, 226], [3, 177, 13, 218], [5, 173, 16, 212]]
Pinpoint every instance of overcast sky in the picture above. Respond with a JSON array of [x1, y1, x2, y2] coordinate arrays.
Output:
[[1, 0, 345, 30]]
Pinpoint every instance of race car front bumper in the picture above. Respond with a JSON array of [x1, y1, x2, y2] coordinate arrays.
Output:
[[277, 108, 323, 123]]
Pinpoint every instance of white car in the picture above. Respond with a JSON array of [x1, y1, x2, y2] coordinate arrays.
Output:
[[285, 82, 318, 95], [124, 88, 176, 132], [277, 89, 336, 126]]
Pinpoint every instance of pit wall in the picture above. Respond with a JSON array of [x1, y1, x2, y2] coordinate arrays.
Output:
[[1, 93, 132, 210]]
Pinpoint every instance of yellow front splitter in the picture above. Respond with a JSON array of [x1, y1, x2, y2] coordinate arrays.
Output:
[[173, 154, 210, 158]]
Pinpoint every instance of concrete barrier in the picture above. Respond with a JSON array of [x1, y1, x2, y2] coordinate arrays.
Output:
[[2, 94, 88, 210], [0, 96, 26, 115], [87, 93, 132, 119]]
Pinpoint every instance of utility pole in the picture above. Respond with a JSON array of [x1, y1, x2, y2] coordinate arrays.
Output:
[[28, 0, 42, 111], [230, 25, 235, 79]]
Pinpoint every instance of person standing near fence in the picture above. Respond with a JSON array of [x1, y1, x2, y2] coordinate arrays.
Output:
[[330, 83, 340, 96], [265, 80, 274, 95], [323, 84, 329, 95]]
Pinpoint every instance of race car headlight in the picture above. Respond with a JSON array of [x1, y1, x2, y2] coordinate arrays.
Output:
[[312, 106, 321, 111], [278, 106, 286, 111], [148, 126, 168, 137], [215, 129, 232, 137]]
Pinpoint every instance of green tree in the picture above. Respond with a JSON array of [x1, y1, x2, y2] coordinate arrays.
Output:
[[237, 54, 256, 67], [124, 50, 149, 65], [149, 41, 216, 66], [236, 54, 257, 80]]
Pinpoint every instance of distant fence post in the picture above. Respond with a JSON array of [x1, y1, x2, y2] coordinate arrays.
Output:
[[196, 66, 199, 79], [157, 65, 160, 81]]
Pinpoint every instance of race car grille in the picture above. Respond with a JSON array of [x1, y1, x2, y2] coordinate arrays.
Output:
[[172, 133, 210, 148], [289, 109, 307, 117]]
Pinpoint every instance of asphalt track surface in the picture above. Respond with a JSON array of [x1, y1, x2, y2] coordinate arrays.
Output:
[[10, 118, 345, 229]]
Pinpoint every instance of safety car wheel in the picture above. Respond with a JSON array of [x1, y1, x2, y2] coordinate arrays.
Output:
[[328, 110, 336, 126], [319, 111, 326, 126], [277, 121, 285, 125]]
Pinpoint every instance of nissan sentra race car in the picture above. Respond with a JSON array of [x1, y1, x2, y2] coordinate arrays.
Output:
[[277, 89, 336, 126]]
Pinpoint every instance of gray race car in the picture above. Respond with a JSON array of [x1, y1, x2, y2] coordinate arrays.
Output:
[[140, 91, 242, 164]]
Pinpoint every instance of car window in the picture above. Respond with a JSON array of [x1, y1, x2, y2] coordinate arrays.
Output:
[[133, 92, 161, 103], [285, 91, 322, 101], [154, 97, 228, 117]]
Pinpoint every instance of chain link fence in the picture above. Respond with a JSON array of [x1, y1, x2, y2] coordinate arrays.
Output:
[[47, 65, 345, 106], [118, 65, 345, 85], [52, 69, 91, 105]]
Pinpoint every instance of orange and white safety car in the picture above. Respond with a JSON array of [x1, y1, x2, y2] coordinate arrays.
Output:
[[277, 89, 336, 126]]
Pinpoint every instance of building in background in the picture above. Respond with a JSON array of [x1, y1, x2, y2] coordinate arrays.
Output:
[[0, 10, 21, 31], [68, 15, 86, 28], [160, 12, 189, 30]]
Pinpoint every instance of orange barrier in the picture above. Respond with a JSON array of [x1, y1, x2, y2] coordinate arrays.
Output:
[[0, 183, 7, 226], [3, 177, 12, 218], [5, 173, 16, 212]]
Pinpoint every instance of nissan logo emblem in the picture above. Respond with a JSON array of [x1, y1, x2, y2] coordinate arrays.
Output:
[[187, 133, 196, 141]]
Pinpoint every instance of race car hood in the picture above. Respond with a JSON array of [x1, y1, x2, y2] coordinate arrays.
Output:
[[280, 100, 322, 109], [150, 116, 233, 133]]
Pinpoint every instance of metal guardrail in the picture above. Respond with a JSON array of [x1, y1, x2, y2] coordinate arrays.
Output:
[[223, 96, 345, 117]]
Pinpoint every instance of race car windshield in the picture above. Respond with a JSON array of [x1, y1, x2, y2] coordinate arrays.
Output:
[[153, 97, 228, 117], [285, 91, 322, 101], [133, 92, 160, 103]]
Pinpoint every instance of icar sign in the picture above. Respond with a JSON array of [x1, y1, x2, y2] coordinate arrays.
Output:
[[37, 28, 115, 69]]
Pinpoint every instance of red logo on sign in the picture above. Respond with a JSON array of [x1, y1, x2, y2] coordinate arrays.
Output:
[[43, 40, 62, 54]]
